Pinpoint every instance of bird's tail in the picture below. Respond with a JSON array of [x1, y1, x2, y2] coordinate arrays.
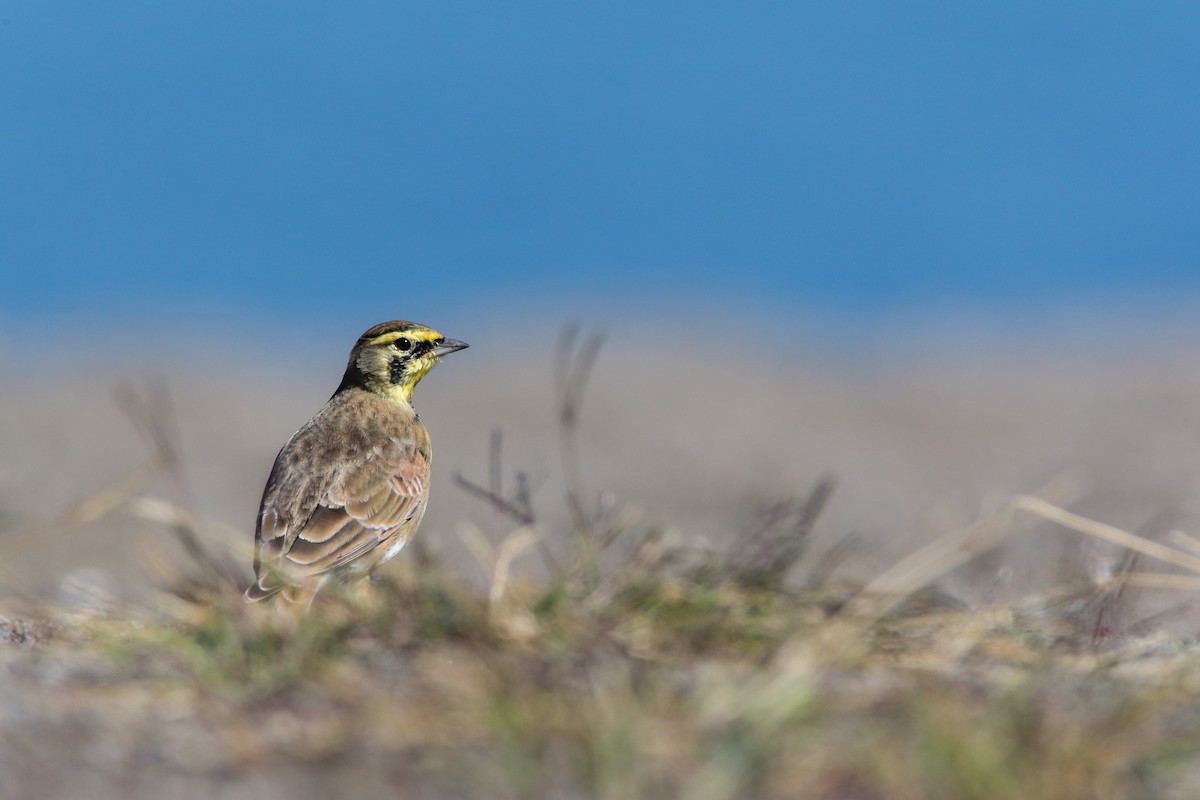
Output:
[[243, 581, 284, 602], [243, 576, 321, 607]]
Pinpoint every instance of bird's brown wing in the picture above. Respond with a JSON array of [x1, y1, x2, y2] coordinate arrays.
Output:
[[249, 434, 428, 599]]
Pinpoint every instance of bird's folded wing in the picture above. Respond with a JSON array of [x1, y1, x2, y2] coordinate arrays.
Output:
[[256, 436, 427, 581]]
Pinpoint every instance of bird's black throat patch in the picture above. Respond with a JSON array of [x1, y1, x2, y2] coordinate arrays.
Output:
[[389, 355, 408, 384]]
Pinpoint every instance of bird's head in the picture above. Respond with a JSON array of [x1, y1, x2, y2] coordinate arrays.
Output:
[[338, 320, 468, 403]]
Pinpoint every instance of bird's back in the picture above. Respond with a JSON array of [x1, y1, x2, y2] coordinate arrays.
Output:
[[248, 387, 432, 603]]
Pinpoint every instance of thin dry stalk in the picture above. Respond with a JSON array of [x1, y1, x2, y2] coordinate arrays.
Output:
[[728, 476, 835, 589], [1091, 546, 1139, 647], [1166, 529, 1200, 558], [454, 473, 536, 527], [555, 323, 605, 539], [836, 474, 1084, 624], [454, 428, 560, 577], [489, 527, 540, 608], [457, 521, 539, 604], [1016, 496, 1200, 575], [0, 464, 159, 603], [1103, 572, 1200, 591], [115, 378, 242, 589]]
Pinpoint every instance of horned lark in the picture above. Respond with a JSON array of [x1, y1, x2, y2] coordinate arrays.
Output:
[[245, 320, 468, 604]]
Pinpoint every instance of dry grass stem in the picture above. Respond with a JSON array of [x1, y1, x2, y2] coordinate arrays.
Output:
[[1017, 495, 1200, 574]]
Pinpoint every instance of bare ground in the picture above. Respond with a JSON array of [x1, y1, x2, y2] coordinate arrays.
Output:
[[2, 320, 1200, 798]]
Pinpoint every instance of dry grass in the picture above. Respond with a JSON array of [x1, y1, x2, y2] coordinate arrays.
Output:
[[4, 489, 1200, 800], [3, 327, 1200, 798]]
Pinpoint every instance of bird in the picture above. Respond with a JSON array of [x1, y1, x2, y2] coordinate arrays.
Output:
[[245, 320, 468, 605]]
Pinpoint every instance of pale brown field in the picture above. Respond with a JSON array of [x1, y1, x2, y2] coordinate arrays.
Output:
[[2, 318, 1200, 798]]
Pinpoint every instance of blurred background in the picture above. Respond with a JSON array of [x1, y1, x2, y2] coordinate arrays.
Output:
[[4, 2, 1200, 602]]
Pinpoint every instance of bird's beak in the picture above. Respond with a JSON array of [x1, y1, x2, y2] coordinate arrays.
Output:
[[435, 338, 469, 357]]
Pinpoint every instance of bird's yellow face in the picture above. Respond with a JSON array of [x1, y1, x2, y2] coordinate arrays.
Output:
[[343, 321, 468, 403]]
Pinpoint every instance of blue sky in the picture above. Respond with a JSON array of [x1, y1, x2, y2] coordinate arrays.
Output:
[[3, 2, 1199, 337]]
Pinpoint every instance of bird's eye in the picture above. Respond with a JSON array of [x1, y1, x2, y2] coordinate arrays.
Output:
[[394, 337, 412, 352]]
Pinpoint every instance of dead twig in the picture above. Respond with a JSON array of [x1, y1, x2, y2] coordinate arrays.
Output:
[[454, 472, 535, 527], [727, 476, 837, 589], [555, 323, 605, 539], [454, 428, 561, 578]]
